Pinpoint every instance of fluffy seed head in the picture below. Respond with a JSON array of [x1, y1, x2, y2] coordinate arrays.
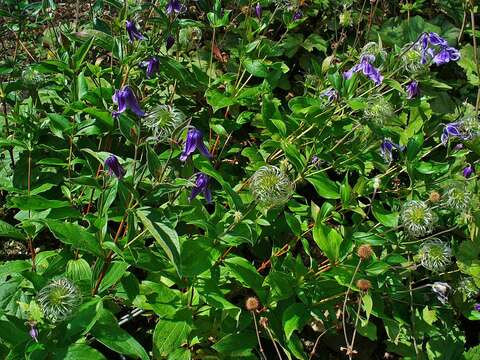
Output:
[[37, 278, 81, 322], [457, 277, 478, 299], [245, 297, 260, 311], [419, 239, 452, 273], [429, 191, 441, 203], [356, 279, 372, 292], [142, 105, 186, 143], [357, 244, 373, 260], [401, 43, 427, 73], [250, 165, 294, 207], [442, 183, 472, 213], [364, 96, 394, 126], [400, 200, 436, 238], [360, 42, 387, 62], [22, 67, 45, 88]]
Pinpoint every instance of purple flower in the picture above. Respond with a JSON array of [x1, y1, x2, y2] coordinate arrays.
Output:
[[344, 55, 383, 85], [166, 35, 175, 51], [293, 10, 303, 21], [431, 282, 451, 304], [29, 325, 38, 342], [380, 139, 404, 163], [441, 122, 461, 145], [432, 47, 461, 65], [463, 166, 474, 178], [454, 143, 464, 150], [105, 154, 126, 179], [255, 3, 262, 18], [126, 20, 145, 43], [166, 0, 183, 15], [418, 32, 460, 65], [112, 86, 145, 118], [141, 57, 159, 78], [190, 173, 212, 203], [180, 128, 212, 162], [320, 88, 338, 102], [406, 80, 419, 99], [475, 303, 480, 311]]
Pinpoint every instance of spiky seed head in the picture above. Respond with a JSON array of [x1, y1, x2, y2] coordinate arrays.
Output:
[[22, 67, 45, 88], [250, 165, 294, 207], [457, 277, 478, 299], [442, 183, 472, 213], [400, 200, 436, 238], [364, 96, 394, 126], [429, 191, 441, 203], [245, 297, 260, 311], [419, 239, 452, 273], [401, 43, 427, 73], [37, 278, 81, 322], [360, 42, 387, 62], [357, 244, 373, 260], [356, 279, 372, 292], [142, 105, 186, 143]]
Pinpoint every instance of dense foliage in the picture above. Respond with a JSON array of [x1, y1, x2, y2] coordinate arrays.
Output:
[[0, 0, 480, 359]]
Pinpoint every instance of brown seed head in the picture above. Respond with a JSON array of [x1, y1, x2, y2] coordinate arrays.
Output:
[[356, 279, 372, 292], [357, 244, 373, 260], [245, 297, 260, 311], [429, 191, 441, 203]]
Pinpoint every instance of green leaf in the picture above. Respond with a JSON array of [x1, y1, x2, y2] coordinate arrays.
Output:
[[282, 303, 309, 340], [9, 195, 70, 210], [224, 256, 265, 300], [0, 260, 31, 277], [371, 202, 398, 227], [0, 220, 25, 240], [306, 174, 340, 199], [212, 332, 257, 356], [42, 219, 104, 257], [98, 261, 129, 293], [153, 316, 191, 359], [82, 108, 114, 130], [53, 344, 107, 360], [136, 208, 181, 275], [63, 298, 103, 342], [312, 222, 343, 263], [90, 309, 149, 360], [74, 36, 95, 70], [362, 293, 373, 321]]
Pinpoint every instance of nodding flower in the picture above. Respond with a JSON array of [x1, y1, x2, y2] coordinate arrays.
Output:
[[105, 155, 126, 179], [320, 88, 338, 102], [141, 57, 160, 78], [418, 32, 460, 65], [189, 173, 212, 203], [166, 0, 184, 15], [293, 10, 303, 21], [166, 35, 175, 51], [380, 139, 404, 163], [406, 80, 419, 99], [431, 282, 451, 304], [255, 3, 262, 18], [343, 55, 383, 85], [463, 165, 474, 178], [112, 86, 145, 119], [126, 20, 145, 43], [179, 127, 212, 162], [29, 324, 39, 342]]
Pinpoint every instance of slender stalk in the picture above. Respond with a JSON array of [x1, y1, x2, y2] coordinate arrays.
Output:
[[1, 99, 15, 167], [264, 325, 284, 360], [208, 28, 216, 87], [470, 7, 480, 113], [27, 151, 36, 271], [348, 295, 364, 359], [251, 311, 267, 360], [341, 259, 361, 351]]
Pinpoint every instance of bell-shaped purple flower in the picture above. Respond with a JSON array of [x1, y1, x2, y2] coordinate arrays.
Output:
[[166, 0, 183, 15], [432, 46, 461, 65], [190, 173, 212, 203], [112, 86, 145, 118], [441, 122, 461, 145], [255, 3, 262, 18], [29, 325, 38, 342], [126, 20, 145, 43], [320, 88, 338, 102], [463, 165, 474, 178], [105, 154, 126, 179], [344, 55, 383, 85], [180, 127, 212, 162], [475, 303, 480, 311], [380, 139, 404, 163], [293, 10, 303, 21], [166, 35, 175, 51], [141, 57, 159, 78], [406, 80, 419, 99]]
